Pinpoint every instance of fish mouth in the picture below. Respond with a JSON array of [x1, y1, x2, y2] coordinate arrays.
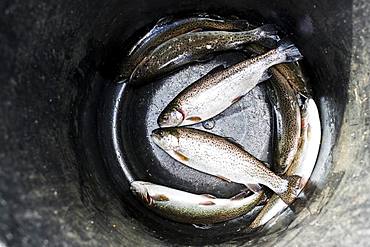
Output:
[[131, 181, 152, 205], [150, 132, 161, 146]]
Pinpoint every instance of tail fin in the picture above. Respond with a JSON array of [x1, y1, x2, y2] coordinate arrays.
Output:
[[278, 175, 302, 204], [252, 24, 281, 42], [276, 40, 303, 63]]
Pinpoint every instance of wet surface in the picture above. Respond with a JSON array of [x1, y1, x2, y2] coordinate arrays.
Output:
[[121, 51, 273, 198], [0, 0, 364, 246]]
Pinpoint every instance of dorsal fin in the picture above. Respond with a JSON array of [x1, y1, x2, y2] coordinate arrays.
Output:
[[155, 16, 174, 26]]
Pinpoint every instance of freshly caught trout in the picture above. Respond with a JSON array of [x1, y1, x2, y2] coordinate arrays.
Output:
[[130, 24, 280, 84], [157, 41, 302, 127], [131, 181, 264, 224], [246, 43, 303, 174], [120, 15, 253, 82], [268, 68, 302, 174], [151, 127, 301, 205], [250, 98, 321, 228], [246, 43, 311, 97]]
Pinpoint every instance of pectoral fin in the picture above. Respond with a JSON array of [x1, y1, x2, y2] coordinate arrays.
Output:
[[151, 194, 170, 201], [185, 116, 202, 123], [199, 201, 216, 206], [173, 150, 189, 162]]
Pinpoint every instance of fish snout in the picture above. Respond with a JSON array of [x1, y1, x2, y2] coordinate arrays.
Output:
[[158, 108, 184, 128], [130, 181, 153, 205]]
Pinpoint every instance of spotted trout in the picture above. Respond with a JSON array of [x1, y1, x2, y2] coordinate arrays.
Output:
[[246, 43, 303, 174], [119, 14, 253, 83], [249, 98, 321, 228], [131, 181, 264, 224], [268, 68, 302, 174], [129, 24, 280, 84], [151, 127, 301, 205], [157, 41, 302, 127]]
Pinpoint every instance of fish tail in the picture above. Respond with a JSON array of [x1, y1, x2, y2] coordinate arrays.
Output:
[[251, 24, 280, 42], [278, 175, 302, 204], [276, 40, 303, 63]]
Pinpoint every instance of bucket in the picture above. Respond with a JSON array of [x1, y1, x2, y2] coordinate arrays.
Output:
[[0, 0, 369, 246]]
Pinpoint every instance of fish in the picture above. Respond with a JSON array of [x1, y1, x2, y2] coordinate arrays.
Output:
[[129, 24, 280, 84], [157, 41, 302, 128], [249, 98, 321, 228], [267, 68, 302, 174], [130, 181, 264, 224], [151, 127, 302, 205], [119, 15, 254, 83], [245, 43, 311, 97], [245, 43, 309, 173]]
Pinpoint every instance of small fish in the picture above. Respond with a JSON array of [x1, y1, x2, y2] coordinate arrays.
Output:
[[245, 43, 311, 97], [130, 24, 280, 84], [246, 43, 309, 173], [268, 68, 302, 174], [130, 181, 264, 224], [157, 41, 302, 127], [151, 127, 301, 205], [119, 15, 253, 83], [249, 98, 321, 228]]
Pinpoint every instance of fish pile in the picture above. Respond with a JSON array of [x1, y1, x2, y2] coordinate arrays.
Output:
[[120, 14, 321, 229]]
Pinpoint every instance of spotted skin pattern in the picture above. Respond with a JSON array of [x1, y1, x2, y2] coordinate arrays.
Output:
[[130, 25, 279, 83], [130, 181, 264, 224], [121, 15, 253, 80], [152, 128, 301, 204]]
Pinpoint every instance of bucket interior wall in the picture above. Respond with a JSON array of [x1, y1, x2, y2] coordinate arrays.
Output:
[[1, 0, 369, 246]]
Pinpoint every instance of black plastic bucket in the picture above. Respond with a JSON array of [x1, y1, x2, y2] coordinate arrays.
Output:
[[1, 0, 369, 246]]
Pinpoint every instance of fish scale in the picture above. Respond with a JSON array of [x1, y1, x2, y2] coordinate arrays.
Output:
[[130, 181, 264, 224], [269, 68, 301, 174], [130, 25, 279, 83], [120, 15, 254, 82], [151, 127, 301, 204], [158, 41, 303, 127]]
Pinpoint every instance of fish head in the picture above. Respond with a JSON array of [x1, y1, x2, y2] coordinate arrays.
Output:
[[130, 181, 153, 206], [158, 105, 185, 127], [151, 128, 180, 151]]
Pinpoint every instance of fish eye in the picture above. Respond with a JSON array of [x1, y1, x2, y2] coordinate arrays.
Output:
[[157, 130, 164, 137]]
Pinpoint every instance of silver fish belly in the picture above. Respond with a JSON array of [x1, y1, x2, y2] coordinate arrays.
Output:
[[130, 181, 264, 224], [250, 98, 321, 228], [157, 41, 302, 127], [151, 127, 301, 204]]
